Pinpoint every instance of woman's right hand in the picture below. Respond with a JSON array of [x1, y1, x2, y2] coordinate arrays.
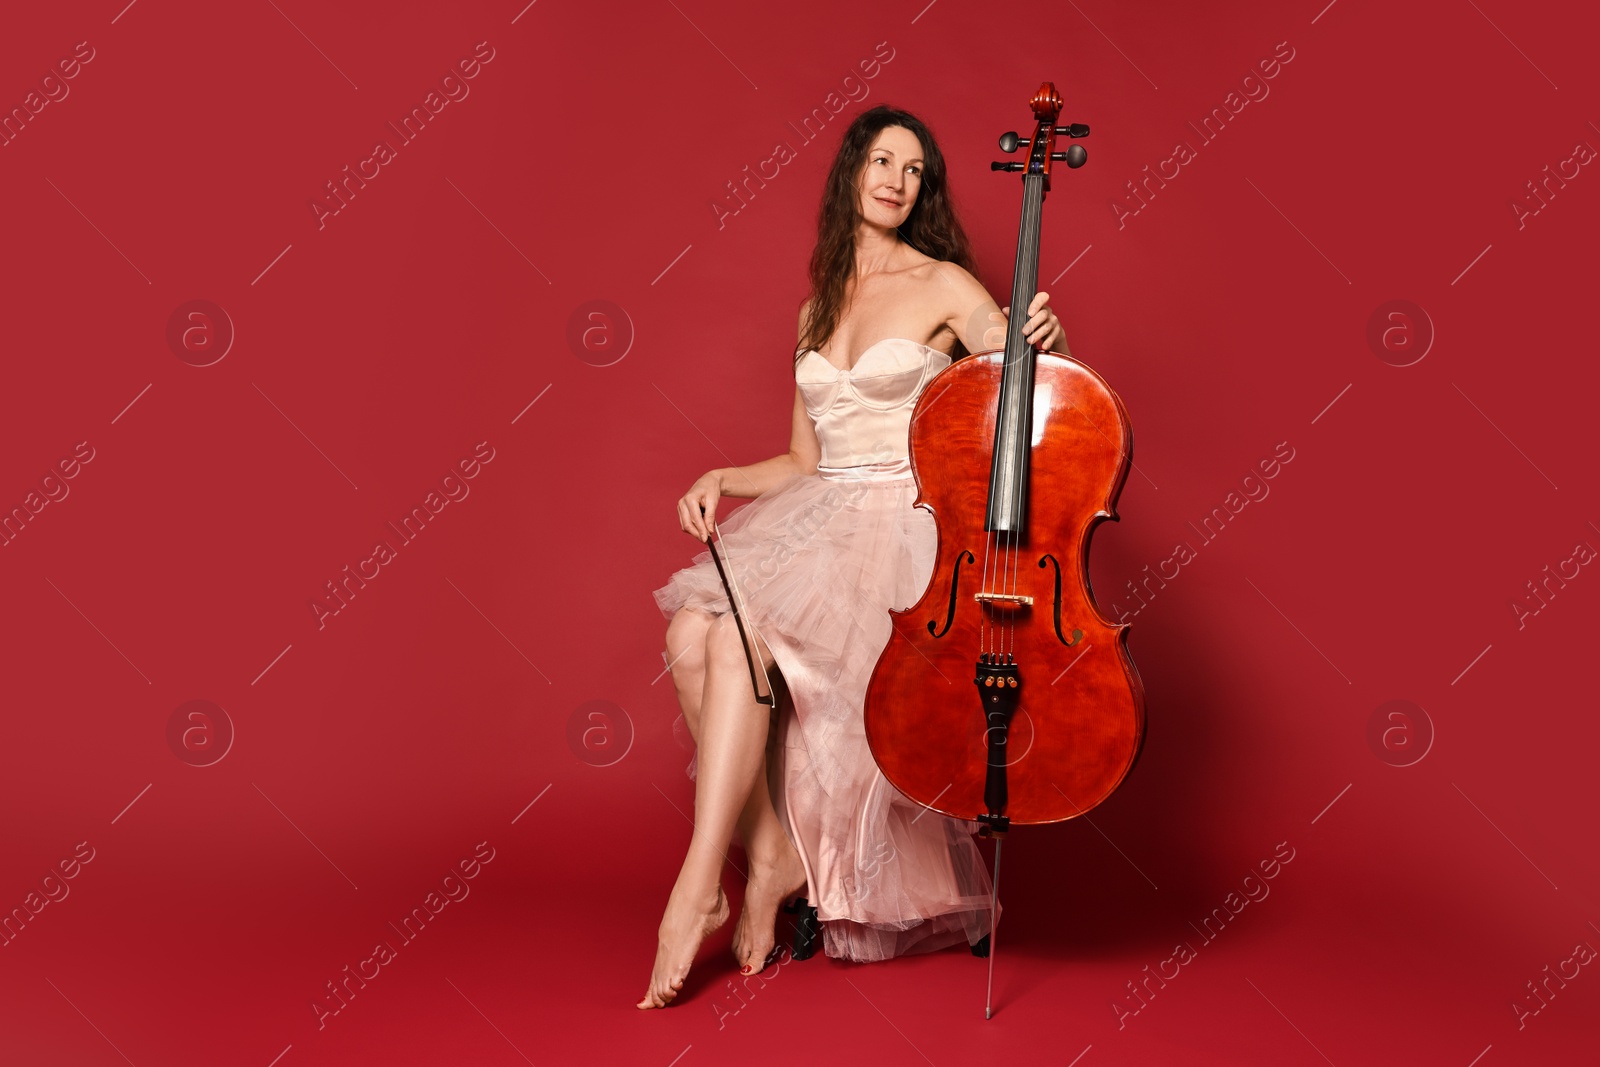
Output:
[[677, 470, 724, 541]]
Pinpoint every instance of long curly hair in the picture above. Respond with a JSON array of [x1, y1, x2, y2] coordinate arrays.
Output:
[[795, 105, 980, 365]]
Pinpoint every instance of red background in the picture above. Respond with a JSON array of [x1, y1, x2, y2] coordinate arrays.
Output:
[[2, 1, 1596, 1064]]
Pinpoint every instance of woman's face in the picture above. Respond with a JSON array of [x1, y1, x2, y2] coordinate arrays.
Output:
[[857, 125, 924, 228]]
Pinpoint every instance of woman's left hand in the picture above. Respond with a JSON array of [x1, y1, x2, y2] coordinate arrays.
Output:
[[1002, 291, 1063, 352]]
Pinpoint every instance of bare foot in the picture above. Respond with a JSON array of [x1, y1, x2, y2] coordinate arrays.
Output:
[[730, 834, 808, 975], [636, 882, 730, 1009]]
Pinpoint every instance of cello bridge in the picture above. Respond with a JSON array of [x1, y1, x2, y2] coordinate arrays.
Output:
[[974, 592, 1033, 608]]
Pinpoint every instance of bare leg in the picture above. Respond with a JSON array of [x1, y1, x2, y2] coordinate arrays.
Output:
[[663, 610, 810, 975], [729, 752, 809, 975], [638, 611, 788, 1008]]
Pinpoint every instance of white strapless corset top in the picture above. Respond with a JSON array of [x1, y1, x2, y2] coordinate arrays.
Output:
[[796, 338, 952, 468]]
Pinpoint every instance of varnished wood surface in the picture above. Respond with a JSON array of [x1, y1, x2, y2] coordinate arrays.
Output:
[[863, 351, 1146, 825]]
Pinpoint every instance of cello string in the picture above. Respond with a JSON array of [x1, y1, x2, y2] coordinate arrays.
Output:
[[976, 471, 992, 660], [975, 522, 987, 659], [999, 181, 1026, 664], [1007, 172, 1043, 664], [1005, 184, 1027, 663], [984, 166, 1046, 666], [978, 375, 997, 661]]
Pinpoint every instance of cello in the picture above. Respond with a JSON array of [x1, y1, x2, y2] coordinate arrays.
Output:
[[861, 83, 1146, 1018]]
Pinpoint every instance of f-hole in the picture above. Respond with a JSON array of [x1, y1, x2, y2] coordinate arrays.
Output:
[[929, 550, 975, 638], [1037, 553, 1084, 647]]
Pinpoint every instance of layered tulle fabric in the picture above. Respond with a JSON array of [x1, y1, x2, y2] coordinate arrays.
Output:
[[653, 458, 997, 962]]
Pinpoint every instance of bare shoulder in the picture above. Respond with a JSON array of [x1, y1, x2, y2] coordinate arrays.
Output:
[[908, 258, 989, 342], [915, 259, 986, 303]]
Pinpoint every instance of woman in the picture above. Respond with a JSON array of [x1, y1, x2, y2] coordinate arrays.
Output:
[[639, 104, 1064, 1010]]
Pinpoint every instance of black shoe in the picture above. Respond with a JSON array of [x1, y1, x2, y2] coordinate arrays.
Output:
[[970, 933, 990, 957], [783, 896, 821, 960]]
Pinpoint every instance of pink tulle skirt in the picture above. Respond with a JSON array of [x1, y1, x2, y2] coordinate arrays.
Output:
[[652, 458, 997, 962]]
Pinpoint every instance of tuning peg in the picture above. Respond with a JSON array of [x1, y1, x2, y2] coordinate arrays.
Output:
[[998, 132, 1030, 152], [1054, 123, 1090, 138], [990, 161, 1026, 172]]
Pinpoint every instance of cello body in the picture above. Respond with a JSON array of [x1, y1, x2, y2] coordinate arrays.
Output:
[[863, 349, 1145, 825]]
